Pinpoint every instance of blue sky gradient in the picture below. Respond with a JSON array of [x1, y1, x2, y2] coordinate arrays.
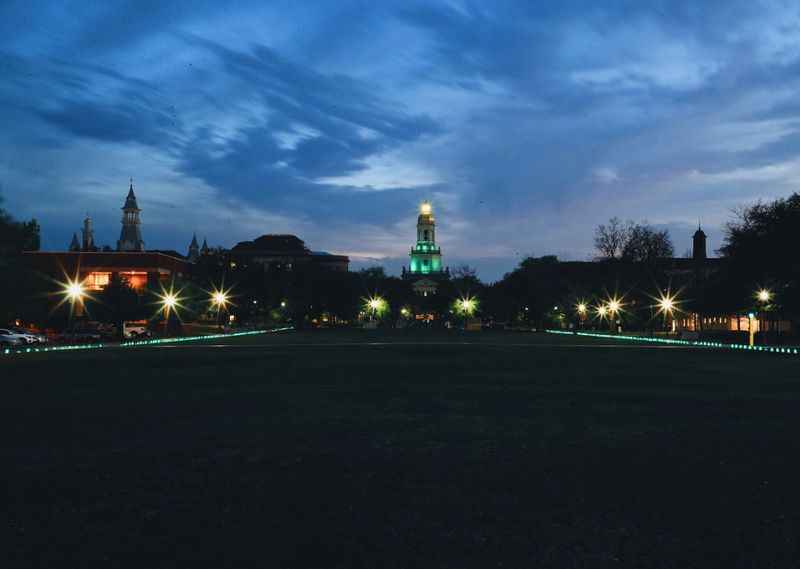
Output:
[[3, 1, 800, 279]]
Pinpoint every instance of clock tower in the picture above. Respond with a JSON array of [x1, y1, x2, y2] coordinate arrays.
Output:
[[403, 201, 449, 294]]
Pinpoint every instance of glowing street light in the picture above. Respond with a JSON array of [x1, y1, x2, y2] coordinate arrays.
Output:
[[656, 294, 676, 317], [210, 288, 231, 330], [607, 298, 622, 316], [58, 277, 89, 327], [364, 295, 388, 320], [595, 305, 608, 319], [757, 288, 772, 303], [212, 291, 228, 308], [157, 285, 183, 336], [161, 292, 178, 313], [64, 279, 86, 303], [576, 302, 587, 315], [455, 296, 477, 317]]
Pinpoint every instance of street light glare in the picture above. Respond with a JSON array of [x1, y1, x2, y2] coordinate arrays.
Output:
[[163, 293, 177, 309], [456, 295, 477, 316], [64, 280, 85, 301], [212, 291, 228, 307], [576, 302, 587, 314], [656, 293, 677, 316], [757, 289, 772, 303]]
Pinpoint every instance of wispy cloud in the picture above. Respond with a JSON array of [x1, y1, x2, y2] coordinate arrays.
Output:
[[3, 0, 800, 279]]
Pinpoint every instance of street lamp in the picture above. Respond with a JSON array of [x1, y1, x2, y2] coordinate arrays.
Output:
[[212, 291, 228, 307], [575, 302, 588, 329], [65, 280, 85, 303], [60, 278, 87, 330], [211, 289, 229, 330], [456, 296, 477, 317], [755, 288, 773, 344], [606, 296, 623, 332], [365, 295, 387, 321], [158, 289, 181, 336]]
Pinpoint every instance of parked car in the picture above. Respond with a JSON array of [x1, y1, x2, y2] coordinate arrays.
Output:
[[0, 329, 26, 348], [123, 321, 151, 339], [10, 328, 47, 344]]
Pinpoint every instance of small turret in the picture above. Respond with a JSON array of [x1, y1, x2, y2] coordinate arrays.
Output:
[[201, 237, 210, 255], [188, 233, 200, 263], [69, 233, 80, 252], [82, 214, 95, 251], [692, 223, 707, 261]]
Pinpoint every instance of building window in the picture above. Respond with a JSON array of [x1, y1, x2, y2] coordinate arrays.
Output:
[[120, 271, 148, 290], [85, 272, 110, 290]]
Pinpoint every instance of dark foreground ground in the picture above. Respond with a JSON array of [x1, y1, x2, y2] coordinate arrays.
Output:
[[4, 329, 800, 568]]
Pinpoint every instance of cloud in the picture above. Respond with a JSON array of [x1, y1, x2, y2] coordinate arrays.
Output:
[[4, 0, 800, 280]]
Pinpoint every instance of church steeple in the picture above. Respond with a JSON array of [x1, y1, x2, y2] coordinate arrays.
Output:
[[82, 214, 95, 251], [117, 179, 145, 251], [188, 233, 200, 262], [201, 237, 209, 255], [69, 232, 80, 252]]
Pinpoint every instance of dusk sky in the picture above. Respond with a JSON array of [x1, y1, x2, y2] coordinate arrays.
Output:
[[3, 1, 800, 280]]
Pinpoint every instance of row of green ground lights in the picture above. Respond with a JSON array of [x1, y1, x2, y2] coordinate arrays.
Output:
[[546, 329, 800, 355], [1, 327, 293, 357]]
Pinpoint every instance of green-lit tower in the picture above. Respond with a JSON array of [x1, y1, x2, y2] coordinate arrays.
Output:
[[408, 201, 444, 276]]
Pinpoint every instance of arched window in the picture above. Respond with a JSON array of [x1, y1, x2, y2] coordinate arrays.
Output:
[[423, 229, 429, 241]]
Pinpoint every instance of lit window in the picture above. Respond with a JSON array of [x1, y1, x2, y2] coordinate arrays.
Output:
[[85, 272, 110, 290], [120, 271, 148, 290]]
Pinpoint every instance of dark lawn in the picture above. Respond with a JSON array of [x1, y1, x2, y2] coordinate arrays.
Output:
[[4, 329, 800, 568]]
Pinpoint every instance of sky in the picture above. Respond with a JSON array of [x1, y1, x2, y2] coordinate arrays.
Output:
[[3, 0, 800, 281]]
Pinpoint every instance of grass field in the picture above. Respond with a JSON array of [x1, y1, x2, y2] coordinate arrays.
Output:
[[5, 329, 800, 567]]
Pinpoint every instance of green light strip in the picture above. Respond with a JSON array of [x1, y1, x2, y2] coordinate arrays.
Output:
[[1, 327, 294, 358], [545, 329, 800, 355]]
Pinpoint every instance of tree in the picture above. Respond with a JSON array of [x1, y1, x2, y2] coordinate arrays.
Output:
[[621, 225, 674, 263], [0, 200, 40, 258], [594, 218, 673, 264], [594, 217, 632, 259], [93, 274, 148, 335], [0, 198, 43, 326], [450, 264, 477, 280], [719, 193, 800, 319], [450, 264, 482, 292]]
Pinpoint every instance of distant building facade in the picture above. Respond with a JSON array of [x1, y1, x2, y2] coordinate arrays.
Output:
[[29, 180, 190, 295], [230, 234, 349, 272], [24, 251, 190, 292]]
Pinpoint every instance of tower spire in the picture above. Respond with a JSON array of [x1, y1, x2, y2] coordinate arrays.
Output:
[[188, 232, 200, 262], [117, 179, 145, 251]]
